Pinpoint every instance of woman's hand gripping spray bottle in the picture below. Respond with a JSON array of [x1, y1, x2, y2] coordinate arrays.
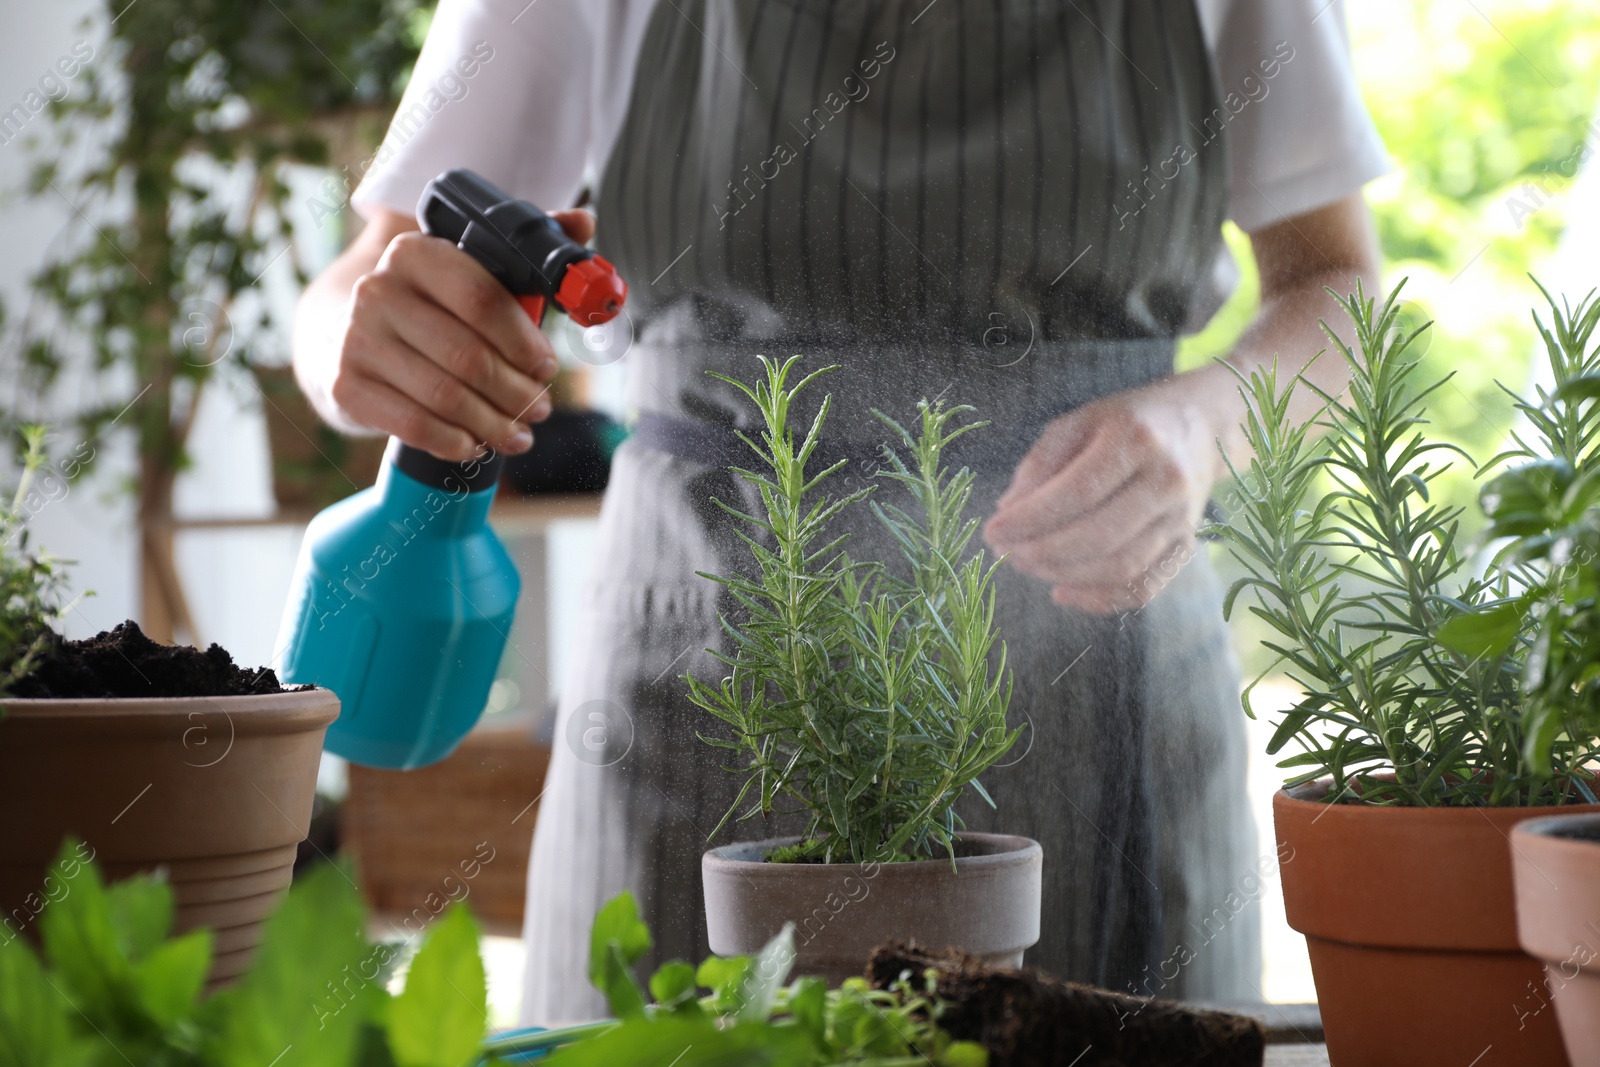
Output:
[[274, 169, 627, 769]]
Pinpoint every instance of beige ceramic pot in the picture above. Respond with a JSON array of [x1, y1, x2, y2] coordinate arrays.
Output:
[[1276, 783, 1598, 1067], [1512, 813, 1600, 1064], [702, 832, 1041, 984], [0, 689, 338, 985]]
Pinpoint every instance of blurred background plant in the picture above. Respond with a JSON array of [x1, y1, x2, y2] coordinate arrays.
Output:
[[0, 0, 426, 643], [1350, 0, 1600, 464]]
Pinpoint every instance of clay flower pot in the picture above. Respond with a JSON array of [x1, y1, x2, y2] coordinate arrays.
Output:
[[702, 832, 1041, 984], [0, 689, 338, 985], [1512, 813, 1600, 1062], [1275, 784, 1600, 1066]]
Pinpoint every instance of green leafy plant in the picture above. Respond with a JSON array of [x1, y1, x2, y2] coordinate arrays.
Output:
[[0, 840, 496, 1067], [1434, 285, 1600, 777], [0, 847, 985, 1067], [685, 357, 1018, 864], [519, 890, 986, 1067], [1215, 281, 1596, 807], [0, 427, 71, 702]]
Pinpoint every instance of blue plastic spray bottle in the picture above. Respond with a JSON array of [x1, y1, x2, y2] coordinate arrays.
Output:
[[274, 169, 628, 769]]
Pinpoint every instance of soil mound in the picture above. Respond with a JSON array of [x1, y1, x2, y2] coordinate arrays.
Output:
[[10, 620, 298, 699]]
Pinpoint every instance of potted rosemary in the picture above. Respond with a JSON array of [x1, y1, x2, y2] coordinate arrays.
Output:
[[0, 429, 337, 988], [686, 357, 1039, 983], [1216, 282, 1600, 1066]]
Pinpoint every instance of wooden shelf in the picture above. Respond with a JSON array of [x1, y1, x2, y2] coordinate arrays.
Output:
[[491, 493, 605, 533], [166, 492, 604, 533]]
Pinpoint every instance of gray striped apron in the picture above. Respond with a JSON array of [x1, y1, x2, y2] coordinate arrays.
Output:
[[522, 0, 1260, 1023]]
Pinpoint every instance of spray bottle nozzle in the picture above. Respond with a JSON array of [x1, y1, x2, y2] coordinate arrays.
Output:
[[417, 168, 628, 329], [398, 168, 631, 481]]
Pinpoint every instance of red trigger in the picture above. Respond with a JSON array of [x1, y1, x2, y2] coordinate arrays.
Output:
[[517, 294, 547, 325]]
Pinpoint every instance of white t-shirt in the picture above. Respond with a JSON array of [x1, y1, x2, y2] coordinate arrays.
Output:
[[352, 0, 1391, 234]]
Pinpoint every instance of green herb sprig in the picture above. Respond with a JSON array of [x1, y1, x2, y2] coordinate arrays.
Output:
[[686, 356, 1018, 864], [0, 426, 71, 702]]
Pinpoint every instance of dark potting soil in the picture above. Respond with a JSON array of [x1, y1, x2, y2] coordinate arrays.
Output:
[[1550, 822, 1600, 843], [867, 943, 1264, 1067], [9, 620, 302, 699]]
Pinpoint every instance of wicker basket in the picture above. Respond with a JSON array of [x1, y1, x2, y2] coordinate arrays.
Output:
[[342, 715, 550, 934]]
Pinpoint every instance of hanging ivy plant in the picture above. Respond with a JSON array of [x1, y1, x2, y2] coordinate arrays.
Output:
[[0, 0, 425, 637]]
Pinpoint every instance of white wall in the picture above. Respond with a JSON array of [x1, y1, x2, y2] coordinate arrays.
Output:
[[0, 0, 137, 640], [0, 1, 289, 660]]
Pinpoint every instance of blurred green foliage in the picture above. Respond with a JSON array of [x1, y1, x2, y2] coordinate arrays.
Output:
[[1188, 2, 1600, 446], [1185, 0, 1600, 677], [1361, 0, 1600, 469]]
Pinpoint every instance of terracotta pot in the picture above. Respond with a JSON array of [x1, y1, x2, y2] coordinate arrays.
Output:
[[1275, 784, 1600, 1066], [702, 833, 1041, 984], [0, 689, 338, 986], [1512, 814, 1600, 1063]]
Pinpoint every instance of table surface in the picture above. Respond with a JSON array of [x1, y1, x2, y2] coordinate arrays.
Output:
[[518, 1001, 1330, 1062]]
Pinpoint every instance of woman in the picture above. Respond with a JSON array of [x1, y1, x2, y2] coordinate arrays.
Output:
[[294, 0, 1387, 1020]]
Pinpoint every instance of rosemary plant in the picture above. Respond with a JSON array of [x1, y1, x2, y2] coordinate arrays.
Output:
[[0, 427, 70, 701], [686, 356, 1018, 864], [1441, 285, 1600, 779], [1215, 282, 1592, 807]]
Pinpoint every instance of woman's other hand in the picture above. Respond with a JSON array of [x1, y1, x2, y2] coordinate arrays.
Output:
[[984, 381, 1220, 614], [985, 193, 1380, 614]]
